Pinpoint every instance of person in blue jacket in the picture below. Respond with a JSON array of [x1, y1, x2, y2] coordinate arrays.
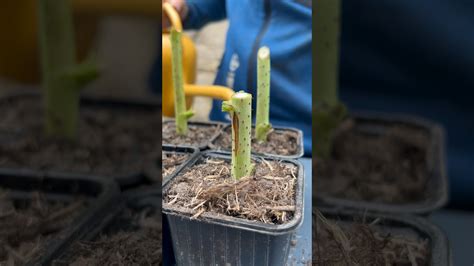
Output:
[[339, 1, 474, 209], [160, 0, 313, 156]]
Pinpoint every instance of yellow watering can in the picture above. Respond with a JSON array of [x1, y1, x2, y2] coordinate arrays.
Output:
[[161, 3, 234, 117], [0, 0, 160, 83]]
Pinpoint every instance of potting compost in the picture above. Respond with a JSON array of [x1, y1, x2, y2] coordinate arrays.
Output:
[[212, 126, 301, 157], [313, 211, 430, 265], [316, 119, 430, 203], [0, 190, 86, 265], [0, 95, 160, 178], [54, 207, 162, 266], [163, 152, 189, 179], [162, 120, 221, 148]]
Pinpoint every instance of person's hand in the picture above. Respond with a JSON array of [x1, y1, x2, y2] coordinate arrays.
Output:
[[162, 0, 189, 29]]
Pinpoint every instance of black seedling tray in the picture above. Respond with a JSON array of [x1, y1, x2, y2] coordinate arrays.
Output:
[[145, 144, 199, 184], [162, 119, 225, 150], [0, 168, 119, 266], [162, 151, 305, 266], [314, 207, 451, 266], [0, 91, 161, 189], [51, 186, 162, 265], [210, 124, 305, 159], [315, 112, 448, 215]]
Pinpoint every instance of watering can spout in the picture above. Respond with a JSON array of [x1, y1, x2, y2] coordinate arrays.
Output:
[[184, 84, 234, 100], [161, 2, 234, 118]]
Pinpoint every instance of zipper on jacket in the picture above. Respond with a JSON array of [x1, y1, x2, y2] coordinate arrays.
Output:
[[247, 0, 272, 102]]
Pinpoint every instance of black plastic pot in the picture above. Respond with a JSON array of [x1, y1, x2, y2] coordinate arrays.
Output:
[[210, 124, 305, 159], [162, 151, 305, 266], [51, 186, 162, 265], [0, 91, 161, 189], [314, 208, 452, 266], [162, 119, 225, 150], [0, 168, 119, 266], [315, 112, 448, 215], [144, 144, 199, 184]]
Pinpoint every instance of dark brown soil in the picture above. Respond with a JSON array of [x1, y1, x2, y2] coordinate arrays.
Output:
[[162, 121, 221, 147], [212, 126, 300, 156], [313, 211, 430, 266], [0, 95, 161, 178], [56, 207, 162, 266], [0, 190, 86, 265], [163, 156, 299, 224], [163, 152, 189, 178], [316, 119, 430, 203]]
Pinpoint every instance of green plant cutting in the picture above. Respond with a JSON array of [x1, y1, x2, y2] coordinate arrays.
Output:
[[255, 46, 272, 142], [314, 0, 347, 158], [170, 28, 194, 135], [222, 91, 253, 180], [38, 0, 98, 140]]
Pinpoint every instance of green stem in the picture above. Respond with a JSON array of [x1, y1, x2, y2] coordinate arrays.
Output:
[[314, 0, 346, 157], [38, 0, 98, 140], [222, 91, 253, 180], [38, 0, 77, 139], [171, 28, 194, 135], [255, 46, 272, 142], [314, 0, 340, 107]]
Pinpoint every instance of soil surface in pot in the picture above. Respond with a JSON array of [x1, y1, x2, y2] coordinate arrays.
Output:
[[55, 207, 162, 266], [0, 96, 160, 177], [162, 121, 221, 147], [212, 126, 300, 156], [163, 152, 189, 178], [313, 211, 430, 266], [0, 190, 86, 265], [164, 156, 299, 224], [316, 119, 430, 203]]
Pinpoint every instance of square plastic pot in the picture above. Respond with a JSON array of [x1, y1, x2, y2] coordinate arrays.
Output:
[[314, 207, 452, 266], [0, 168, 119, 266], [162, 120, 225, 150], [210, 124, 305, 159], [0, 91, 161, 189], [145, 144, 199, 184], [315, 112, 448, 215], [162, 151, 305, 266], [51, 186, 162, 265]]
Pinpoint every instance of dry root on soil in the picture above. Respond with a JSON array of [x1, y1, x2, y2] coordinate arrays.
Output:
[[164, 158, 298, 224], [0, 190, 84, 265], [68, 209, 162, 266], [313, 210, 429, 266]]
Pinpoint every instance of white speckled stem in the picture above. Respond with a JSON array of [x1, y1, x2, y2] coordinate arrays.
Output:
[[222, 91, 253, 179], [255, 46, 272, 142]]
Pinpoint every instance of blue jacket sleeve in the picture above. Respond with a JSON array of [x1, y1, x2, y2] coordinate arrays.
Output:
[[184, 0, 227, 29]]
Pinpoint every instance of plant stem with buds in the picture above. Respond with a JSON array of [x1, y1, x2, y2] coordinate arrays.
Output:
[[38, 0, 98, 139], [171, 28, 194, 135], [314, 0, 346, 157], [255, 46, 272, 142]]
